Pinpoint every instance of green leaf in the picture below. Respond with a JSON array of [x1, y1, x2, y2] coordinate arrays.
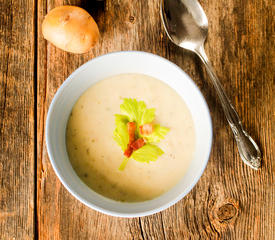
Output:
[[115, 114, 128, 125], [136, 100, 146, 123], [139, 108, 155, 125], [144, 124, 170, 143], [120, 98, 139, 122], [131, 144, 164, 163], [120, 98, 155, 126], [113, 114, 129, 151]]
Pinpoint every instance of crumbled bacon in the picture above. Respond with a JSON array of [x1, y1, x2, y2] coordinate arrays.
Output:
[[139, 123, 154, 135], [124, 122, 148, 158], [124, 145, 133, 158], [127, 122, 136, 144], [130, 138, 145, 150]]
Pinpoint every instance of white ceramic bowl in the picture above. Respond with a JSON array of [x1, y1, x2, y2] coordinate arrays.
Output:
[[46, 51, 212, 217]]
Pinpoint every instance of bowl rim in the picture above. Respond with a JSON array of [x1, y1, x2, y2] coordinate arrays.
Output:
[[46, 50, 213, 217]]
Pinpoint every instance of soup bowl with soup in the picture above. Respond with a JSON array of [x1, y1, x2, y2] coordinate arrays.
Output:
[[46, 51, 212, 217]]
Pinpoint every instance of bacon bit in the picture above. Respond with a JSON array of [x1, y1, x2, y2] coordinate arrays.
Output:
[[124, 145, 133, 158], [124, 122, 146, 158], [127, 122, 136, 144], [130, 138, 145, 150], [139, 123, 154, 135]]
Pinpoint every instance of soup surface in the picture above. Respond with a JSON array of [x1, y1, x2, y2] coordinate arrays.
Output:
[[66, 73, 195, 202]]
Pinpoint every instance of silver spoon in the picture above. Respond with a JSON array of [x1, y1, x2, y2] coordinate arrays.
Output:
[[160, 0, 261, 170]]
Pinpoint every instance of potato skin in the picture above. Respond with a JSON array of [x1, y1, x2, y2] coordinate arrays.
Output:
[[42, 6, 99, 54]]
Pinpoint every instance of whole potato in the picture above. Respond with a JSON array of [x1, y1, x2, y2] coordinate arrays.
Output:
[[42, 6, 99, 54]]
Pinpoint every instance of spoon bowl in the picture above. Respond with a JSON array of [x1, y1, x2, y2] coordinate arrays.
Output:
[[161, 0, 261, 170], [161, 0, 208, 51]]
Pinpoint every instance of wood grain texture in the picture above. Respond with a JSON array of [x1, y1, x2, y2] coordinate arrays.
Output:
[[0, 0, 272, 239], [0, 0, 36, 239], [37, 0, 274, 239]]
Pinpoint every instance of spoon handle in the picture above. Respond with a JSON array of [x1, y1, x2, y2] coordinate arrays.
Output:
[[195, 46, 261, 170]]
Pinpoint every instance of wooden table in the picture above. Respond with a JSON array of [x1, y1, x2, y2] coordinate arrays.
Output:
[[0, 0, 274, 239]]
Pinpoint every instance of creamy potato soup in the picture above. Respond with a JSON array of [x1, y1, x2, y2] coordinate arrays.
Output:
[[66, 73, 195, 202]]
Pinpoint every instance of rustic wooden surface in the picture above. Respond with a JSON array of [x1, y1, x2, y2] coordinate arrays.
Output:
[[1, 0, 274, 239], [0, 0, 36, 239]]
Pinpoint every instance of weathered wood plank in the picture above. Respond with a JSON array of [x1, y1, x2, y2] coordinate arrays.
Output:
[[37, 0, 144, 239], [0, 0, 36, 239], [37, 0, 274, 239]]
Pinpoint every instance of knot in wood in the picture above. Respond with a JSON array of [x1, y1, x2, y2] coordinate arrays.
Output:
[[129, 16, 135, 23], [217, 203, 237, 222]]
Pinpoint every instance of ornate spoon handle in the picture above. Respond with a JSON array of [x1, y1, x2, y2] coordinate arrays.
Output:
[[195, 46, 261, 170]]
